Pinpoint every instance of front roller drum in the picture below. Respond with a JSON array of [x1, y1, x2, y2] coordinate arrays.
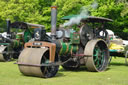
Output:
[[84, 39, 109, 72], [0, 46, 11, 61], [17, 48, 59, 78]]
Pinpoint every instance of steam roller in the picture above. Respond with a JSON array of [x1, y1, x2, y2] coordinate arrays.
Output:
[[17, 6, 113, 78], [0, 19, 46, 61]]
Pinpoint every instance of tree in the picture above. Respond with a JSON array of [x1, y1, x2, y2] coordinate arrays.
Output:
[[0, 0, 127, 39], [53, 0, 128, 39], [0, 0, 42, 31]]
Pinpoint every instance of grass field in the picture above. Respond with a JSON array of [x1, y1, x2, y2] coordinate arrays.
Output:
[[0, 57, 128, 85]]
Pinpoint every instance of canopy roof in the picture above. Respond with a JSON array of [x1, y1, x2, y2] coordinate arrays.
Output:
[[10, 22, 45, 29], [10, 22, 28, 29], [62, 15, 113, 22]]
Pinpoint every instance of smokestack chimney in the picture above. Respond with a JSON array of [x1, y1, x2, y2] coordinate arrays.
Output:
[[6, 19, 11, 34], [51, 6, 57, 40]]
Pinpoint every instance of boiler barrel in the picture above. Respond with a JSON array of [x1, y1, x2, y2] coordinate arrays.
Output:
[[59, 43, 78, 55]]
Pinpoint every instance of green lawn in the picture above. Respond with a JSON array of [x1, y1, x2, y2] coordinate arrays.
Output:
[[0, 57, 128, 85]]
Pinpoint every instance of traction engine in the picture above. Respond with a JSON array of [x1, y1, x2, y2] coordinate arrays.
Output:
[[17, 6, 113, 78]]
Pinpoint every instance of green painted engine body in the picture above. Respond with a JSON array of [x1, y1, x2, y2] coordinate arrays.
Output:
[[70, 32, 80, 44], [59, 30, 80, 55], [13, 29, 32, 48]]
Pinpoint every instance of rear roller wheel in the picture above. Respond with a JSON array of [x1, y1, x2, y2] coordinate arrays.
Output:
[[84, 39, 109, 72], [18, 48, 59, 78]]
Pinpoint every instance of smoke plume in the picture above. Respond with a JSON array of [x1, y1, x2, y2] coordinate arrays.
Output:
[[63, 1, 98, 27]]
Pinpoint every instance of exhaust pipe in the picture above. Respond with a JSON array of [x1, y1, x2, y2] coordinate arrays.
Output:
[[6, 19, 11, 34], [51, 6, 57, 40]]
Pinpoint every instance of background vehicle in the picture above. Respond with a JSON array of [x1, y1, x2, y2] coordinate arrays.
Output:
[[0, 20, 44, 61]]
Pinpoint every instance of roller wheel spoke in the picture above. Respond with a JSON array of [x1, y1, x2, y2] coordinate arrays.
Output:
[[93, 47, 102, 68], [41, 52, 59, 78], [93, 45, 107, 70], [101, 52, 104, 64]]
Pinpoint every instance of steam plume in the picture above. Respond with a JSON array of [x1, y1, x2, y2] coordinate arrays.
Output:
[[63, 1, 98, 27]]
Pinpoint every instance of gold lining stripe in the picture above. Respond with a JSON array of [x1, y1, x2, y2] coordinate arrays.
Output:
[[59, 43, 63, 54], [65, 43, 69, 53], [71, 46, 73, 54]]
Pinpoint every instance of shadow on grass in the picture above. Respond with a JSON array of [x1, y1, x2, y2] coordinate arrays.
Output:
[[55, 72, 65, 77], [19, 72, 65, 79], [105, 67, 111, 71], [0, 59, 16, 63], [110, 62, 127, 66], [19, 66, 112, 78], [59, 66, 111, 72], [59, 67, 88, 72]]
